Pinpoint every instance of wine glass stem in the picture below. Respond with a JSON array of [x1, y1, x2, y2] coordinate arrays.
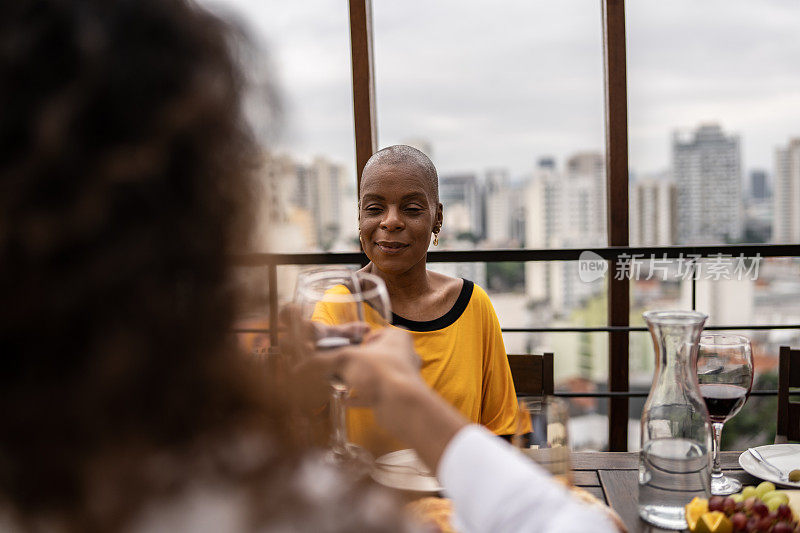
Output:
[[330, 386, 348, 454], [711, 422, 724, 478]]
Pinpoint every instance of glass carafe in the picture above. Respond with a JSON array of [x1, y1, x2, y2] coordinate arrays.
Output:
[[638, 310, 712, 530]]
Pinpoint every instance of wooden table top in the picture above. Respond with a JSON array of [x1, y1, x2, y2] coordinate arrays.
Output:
[[572, 451, 761, 533]]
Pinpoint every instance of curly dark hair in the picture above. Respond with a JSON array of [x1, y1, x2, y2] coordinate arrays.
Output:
[[0, 0, 304, 530]]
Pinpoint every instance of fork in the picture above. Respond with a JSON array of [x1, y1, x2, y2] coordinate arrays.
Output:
[[748, 448, 789, 482]]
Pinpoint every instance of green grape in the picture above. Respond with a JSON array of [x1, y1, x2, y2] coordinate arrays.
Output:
[[731, 493, 744, 503], [761, 490, 777, 501], [765, 492, 789, 505], [741, 486, 758, 499], [765, 497, 783, 512], [756, 481, 776, 499]]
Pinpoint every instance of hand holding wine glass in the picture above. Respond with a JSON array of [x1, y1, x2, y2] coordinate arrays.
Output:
[[292, 268, 391, 474], [697, 334, 753, 496]]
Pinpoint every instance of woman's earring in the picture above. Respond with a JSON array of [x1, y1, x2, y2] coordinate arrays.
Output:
[[433, 231, 439, 246]]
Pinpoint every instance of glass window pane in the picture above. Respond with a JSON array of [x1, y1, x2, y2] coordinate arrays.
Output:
[[627, 1, 800, 245], [201, 0, 359, 253], [374, 1, 606, 249], [691, 256, 800, 341]]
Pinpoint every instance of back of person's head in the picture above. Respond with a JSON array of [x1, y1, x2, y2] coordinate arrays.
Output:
[[0, 2, 417, 531], [0, 0, 288, 529]]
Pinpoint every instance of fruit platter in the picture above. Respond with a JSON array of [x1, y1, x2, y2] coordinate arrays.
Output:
[[685, 482, 800, 533]]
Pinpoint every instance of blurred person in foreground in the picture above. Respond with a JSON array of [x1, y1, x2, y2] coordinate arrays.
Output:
[[0, 1, 408, 531], [0, 0, 616, 532], [314, 146, 520, 456]]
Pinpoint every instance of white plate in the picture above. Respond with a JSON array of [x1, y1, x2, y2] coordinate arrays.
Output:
[[371, 449, 443, 493], [738, 444, 800, 488]]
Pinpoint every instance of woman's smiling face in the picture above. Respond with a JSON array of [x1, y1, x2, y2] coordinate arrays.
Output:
[[359, 162, 442, 276]]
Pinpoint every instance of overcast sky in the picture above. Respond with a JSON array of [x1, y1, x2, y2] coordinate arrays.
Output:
[[203, 0, 800, 182]]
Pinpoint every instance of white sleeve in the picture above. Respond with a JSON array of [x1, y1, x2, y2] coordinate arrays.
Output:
[[437, 425, 617, 533]]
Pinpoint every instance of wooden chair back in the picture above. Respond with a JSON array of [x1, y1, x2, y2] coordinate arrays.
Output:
[[507, 352, 554, 397], [777, 345, 800, 443]]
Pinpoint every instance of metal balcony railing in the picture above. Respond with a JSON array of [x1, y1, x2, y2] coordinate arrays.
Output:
[[233, 243, 800, 424]]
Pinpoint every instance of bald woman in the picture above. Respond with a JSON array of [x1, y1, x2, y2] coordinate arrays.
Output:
[[317, 145, 521, 455]]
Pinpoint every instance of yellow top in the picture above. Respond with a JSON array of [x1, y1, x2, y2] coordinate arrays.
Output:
[[312, 279, 520, 456]]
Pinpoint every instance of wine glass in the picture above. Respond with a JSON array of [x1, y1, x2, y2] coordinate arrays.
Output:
[[293, 268, 391, 474], [513, 396, 572, 485], [697, 333, 753, 495]]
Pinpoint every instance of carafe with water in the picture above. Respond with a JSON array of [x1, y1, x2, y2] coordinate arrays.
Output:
[[638, 311, 712, 530]]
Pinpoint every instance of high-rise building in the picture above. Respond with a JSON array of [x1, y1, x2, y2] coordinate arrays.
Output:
[[508, 182, 526, 246], [558, 152, 606, 245], [749, 169, 769, 201], [308, 156, 345, 251], [259, 151, 295, 226], [567, 151, 604, 177], [292, 164, 312, 211], [440, 173, 481, 239], [773, 138, 800, 243], [254, 151, 316, 252], [630, 178, 676, 246], [744, 169, 772, 243], [523, 164, 551, 304], [252, 151, 359, 252], [680, 277, 754, 327], [484, 168, 512, 245], [537, 156, 555, 170], [524, 153, 606, 311], [673, 123, 743, 244], [564, 152, 606, 240]]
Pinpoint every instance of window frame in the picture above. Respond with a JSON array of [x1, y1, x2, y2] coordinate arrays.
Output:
[[235, 0, 800, 451]]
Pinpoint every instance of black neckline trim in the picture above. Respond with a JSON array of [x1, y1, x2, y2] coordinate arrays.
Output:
[[392, 279, 474, 332]]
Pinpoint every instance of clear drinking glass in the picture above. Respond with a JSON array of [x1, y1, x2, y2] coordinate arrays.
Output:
[[293, 268, 391, 474], [513, 396, 572, 485], [697, 334, 754, 496]]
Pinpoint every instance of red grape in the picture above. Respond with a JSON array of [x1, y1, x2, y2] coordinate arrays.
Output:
[[709, 496, 726, 512], [774, 523, 794, 533], [723, 497, 738, 515], [777, 504, 793, 521], [756, 515, 775, 531], [744, 497, 758, 512], [746, 517, 759, 533], [731, 512, 748, 531], [753, 501, 769, 518]]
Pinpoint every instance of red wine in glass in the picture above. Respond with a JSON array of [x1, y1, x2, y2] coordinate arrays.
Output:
[[699, 383, 749, 423], [696, 334, 753, 496]]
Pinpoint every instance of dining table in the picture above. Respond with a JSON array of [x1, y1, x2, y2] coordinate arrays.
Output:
[[571, 450, 761, 533]]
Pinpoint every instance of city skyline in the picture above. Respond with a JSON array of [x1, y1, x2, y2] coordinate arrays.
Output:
[[259, 126, 793, 256], [203, 0, 800, 180]]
